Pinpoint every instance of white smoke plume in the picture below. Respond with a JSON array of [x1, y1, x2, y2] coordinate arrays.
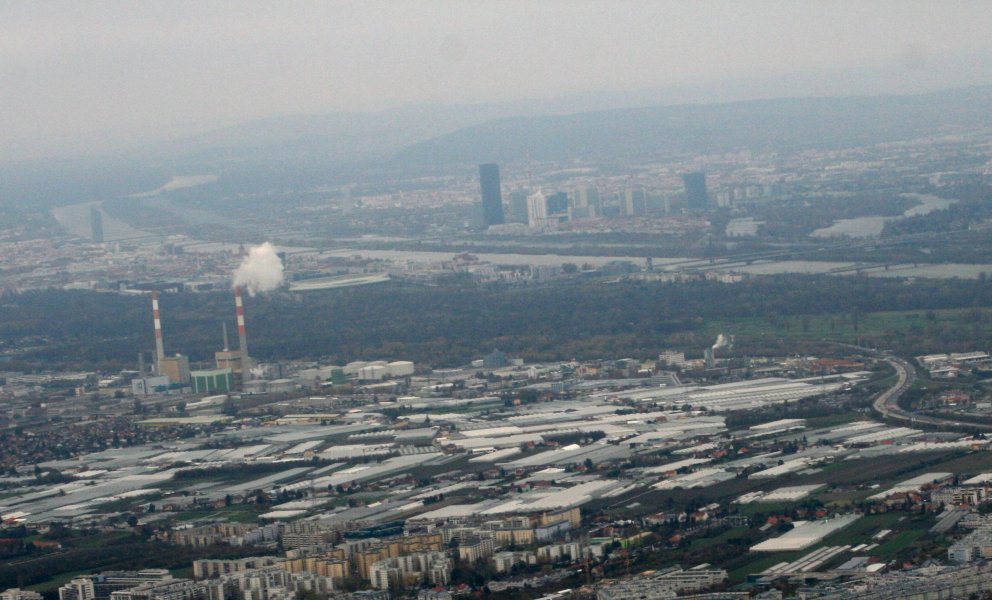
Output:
[[712, 333, 729, 350], [233, 242, 284, 296]]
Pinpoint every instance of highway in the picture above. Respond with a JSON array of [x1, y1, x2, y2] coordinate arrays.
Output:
[[871, 355, 916, 422], [872, 354, 992, 431]]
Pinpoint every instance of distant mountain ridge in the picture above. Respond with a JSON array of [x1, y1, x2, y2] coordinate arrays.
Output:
[[139, 105, 514, 164], [2, 84, 991, 210], [390, 85, 992, 169]]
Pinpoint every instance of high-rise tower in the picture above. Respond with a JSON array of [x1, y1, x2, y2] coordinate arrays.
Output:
[[527, 189, 548, 225], [682, 172, 710, 209], [478, 163, 505, 227], [90, 207, 104, 243]]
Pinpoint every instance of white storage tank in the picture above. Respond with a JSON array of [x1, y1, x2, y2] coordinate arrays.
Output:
[[344, 361, 368, 375], [297, 368, 321, 381], [268, 378, 297, 394], [359, 365, 388, 381], [243, 380, 268, 395], [387, 361, 415, 377]]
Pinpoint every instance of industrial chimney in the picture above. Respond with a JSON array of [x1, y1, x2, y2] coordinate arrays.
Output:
[[235, 286, 251, 380], [151, 291, 165, 373]]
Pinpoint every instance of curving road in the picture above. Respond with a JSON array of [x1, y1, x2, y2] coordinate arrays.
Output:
[[872, 355, 992, 431], [871, 355, 916, 422]]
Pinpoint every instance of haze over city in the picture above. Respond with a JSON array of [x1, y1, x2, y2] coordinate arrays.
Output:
[[3, 3, 992, 600], [3, 1, 992, 160]]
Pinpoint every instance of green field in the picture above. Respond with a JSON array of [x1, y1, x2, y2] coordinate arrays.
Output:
[[804, 413, 865, 429], [792, 451, 963, 489], [26, 570, 85, 593], [818, 513, 904, 547], [817, 489, 874, 507], [160, 470, 278, 491], [175, 504, 268, 523], [873, 529, 927, 557], [735, 501, 813, 517], [685, 526, 751, 551]]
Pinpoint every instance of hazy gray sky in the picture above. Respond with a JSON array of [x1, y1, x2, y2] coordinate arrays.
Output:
[[2, 1, 991, 159]]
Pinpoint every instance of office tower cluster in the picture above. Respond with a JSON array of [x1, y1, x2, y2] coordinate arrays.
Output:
[[478, 164, 724, 230]]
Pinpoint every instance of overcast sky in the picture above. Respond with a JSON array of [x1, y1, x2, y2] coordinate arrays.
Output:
[[2, 1, 991, 159]]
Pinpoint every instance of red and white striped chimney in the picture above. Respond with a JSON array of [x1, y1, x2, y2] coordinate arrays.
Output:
[[235, 286, 251, 379], [151, 290, 165, 370]]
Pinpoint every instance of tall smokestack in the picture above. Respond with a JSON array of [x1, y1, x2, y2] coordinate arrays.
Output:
[[151, 291, 165, 372], [235, 286, 251, 380], [222, 321, 230, 352]]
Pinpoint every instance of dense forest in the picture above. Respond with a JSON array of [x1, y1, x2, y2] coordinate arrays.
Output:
[[1, 273, 991, 373]]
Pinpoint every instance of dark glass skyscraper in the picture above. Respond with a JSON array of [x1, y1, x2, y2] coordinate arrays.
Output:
[[546, 191, 569, 215], [682, 172, 710, 209], [478, 163, 505, 227], [90, 206, 104, 243]]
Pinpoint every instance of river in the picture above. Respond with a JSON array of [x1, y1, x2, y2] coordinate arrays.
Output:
[[811, 193, 957, 239], [50, 195, 990, 280]]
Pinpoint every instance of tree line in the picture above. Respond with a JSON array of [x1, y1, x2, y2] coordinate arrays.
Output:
[[2, 273, 991, 372]]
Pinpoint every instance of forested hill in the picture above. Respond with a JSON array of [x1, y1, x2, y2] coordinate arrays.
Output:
[[1, 274, 991, 373], [390, 86, 992, 168]]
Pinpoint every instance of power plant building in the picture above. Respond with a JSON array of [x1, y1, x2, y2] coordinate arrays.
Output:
[[215, 349, 243, 374], [191, 369, 235, 394], [478, 163, 505, 227], [158, 354, 190, 385], [132, 376, 170, 396]]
